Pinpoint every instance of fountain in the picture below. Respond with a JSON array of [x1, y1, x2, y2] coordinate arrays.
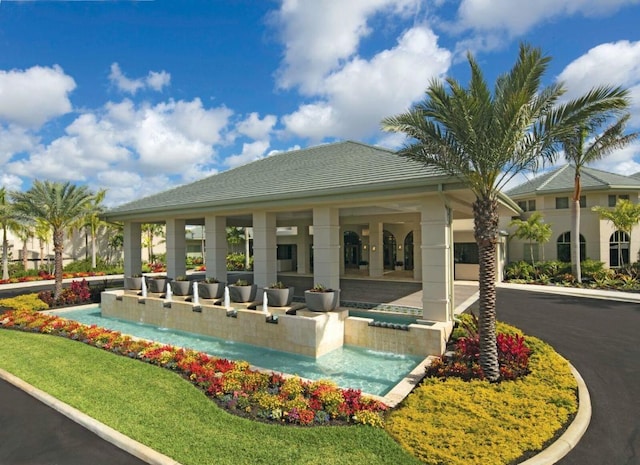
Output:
[[141, 275, 147, 298], [224, 286, 231, 310], [192, 280, 200, 306], [165, 282, 173, 302], [262, 290, 268, 313]]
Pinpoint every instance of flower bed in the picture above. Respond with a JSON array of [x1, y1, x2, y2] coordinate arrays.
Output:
[[0, 309, 387, 427], [0, 270, 106, 285]]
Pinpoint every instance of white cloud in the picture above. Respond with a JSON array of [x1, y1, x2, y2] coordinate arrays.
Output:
[[283, 26, 451, 140], [109, 63, 171, 94], [237, 112, 277, 140], [275, 0, 420, 93], [0, 173, 23, 191], [225, 140, 270, 168], [453, 0, 640, 37], [0, 65, 76, 128], [590, 141, 640, 175], [0, 126, 37, 165]]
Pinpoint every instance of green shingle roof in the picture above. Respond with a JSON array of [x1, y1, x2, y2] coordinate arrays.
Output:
[[105, 141, 449, 218], [505, 165, 640, 198]]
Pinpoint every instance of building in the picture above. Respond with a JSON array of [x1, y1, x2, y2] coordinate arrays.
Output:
[[505, 165, 640, 267], [103, 141, 519, 324]]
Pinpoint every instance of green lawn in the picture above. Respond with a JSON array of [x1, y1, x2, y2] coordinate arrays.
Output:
[[0, 330, 421, 465]]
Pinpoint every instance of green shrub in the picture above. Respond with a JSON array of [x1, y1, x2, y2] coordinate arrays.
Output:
[[580, 259, 605, 280], [227, 252, 248, 271]]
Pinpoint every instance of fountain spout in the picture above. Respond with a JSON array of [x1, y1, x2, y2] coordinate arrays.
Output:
[[262, 290, 268, 314], [141, 275, 147, 298], [165, 282, 173, 302], [192, 280, 200, 306], [224, 286, 231, 310]]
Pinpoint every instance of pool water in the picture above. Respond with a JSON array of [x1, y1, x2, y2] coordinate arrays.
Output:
[[52, 306, 424, 396]]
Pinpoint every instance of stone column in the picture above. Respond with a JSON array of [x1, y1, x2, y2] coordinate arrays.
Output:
[[368, 222, 384, 277], [204, 215, 227, 282], [296, 221, 311, 274], [253, 211, 277, 288], [123, 221, 142, 277], [312, 207, 340, 290], [420, 197, 452, 322], [166, 218, 186, 279]]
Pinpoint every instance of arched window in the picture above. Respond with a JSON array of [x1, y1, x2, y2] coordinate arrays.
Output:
[[556, 232, 585, 263], [403, 231, 414, 270], [609, 231, 630, 267]]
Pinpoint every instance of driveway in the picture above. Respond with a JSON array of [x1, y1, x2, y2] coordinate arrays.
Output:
[[477, 288, 640, 465]]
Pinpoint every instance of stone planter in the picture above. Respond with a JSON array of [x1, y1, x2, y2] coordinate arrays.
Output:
[[304, 289, 340, 312], [264, 287, 294, 307], [170, 280, 192, 296], [198, 281, 226, 299], [229, 284, 257, 303], [148, 277, 168, 293], [124, 276, 142, 290]]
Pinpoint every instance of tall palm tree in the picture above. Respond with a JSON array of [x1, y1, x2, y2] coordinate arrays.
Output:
[[142, 223, 165, 262], [12, 181, 95, 300], [0, 187, 23, 280], [381, 43, 607, 380], [556, 105, 638, 282], [34, 219, 51, 270], [81, 189, 107, 269]]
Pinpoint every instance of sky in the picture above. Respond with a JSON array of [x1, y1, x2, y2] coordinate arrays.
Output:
[[1, 0, 640, 207]]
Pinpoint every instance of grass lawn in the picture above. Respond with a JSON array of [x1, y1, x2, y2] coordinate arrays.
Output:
[[0, 330, 421, 465]]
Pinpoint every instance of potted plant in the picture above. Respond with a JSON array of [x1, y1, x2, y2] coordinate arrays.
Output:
[[395, 261, 404, 271], [124, 274, 143, 290], [358, 260, 368, 270], [148, 276, 169, 293], [198, 277, 226, 299], [228, 278, 257, 303], [264, 281, 294, 307], [170, 275, 192, 296], [304, 283, 340, 312]]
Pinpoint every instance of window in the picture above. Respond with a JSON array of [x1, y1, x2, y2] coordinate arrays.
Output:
[[277, 244, 294, 260], [579, 195, 586, 208], [609, 231, 630, 267], [609, 194, 630, 207], [555, 197, 569, 209], [556, 232, 585, 262], [517, 199, 536, 212], [454, 243, 479, 264]]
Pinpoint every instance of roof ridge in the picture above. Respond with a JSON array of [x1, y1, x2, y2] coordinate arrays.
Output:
[[536, 165, 569, 192]]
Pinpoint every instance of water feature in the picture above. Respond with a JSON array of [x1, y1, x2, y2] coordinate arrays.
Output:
[[224, 286, 230, 309], [51, 306, 424, 396], [192, 280, 200, 306], [165, 282, 173, 302], [262, 290, 268, 313], [141, 276, 147, 298]]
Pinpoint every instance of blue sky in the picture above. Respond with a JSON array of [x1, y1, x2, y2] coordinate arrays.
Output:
[[1, 0, 640, 207]]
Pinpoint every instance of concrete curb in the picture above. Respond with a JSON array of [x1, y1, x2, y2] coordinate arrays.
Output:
[[518, 363, 591, 464], [0, 368, 182, 465]]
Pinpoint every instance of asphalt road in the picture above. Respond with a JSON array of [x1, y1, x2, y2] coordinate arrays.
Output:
[[481, 289, 640, 465]]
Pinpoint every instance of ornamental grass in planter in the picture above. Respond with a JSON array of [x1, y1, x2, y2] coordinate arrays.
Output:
[[198, 277, 225, 299], [228, 279, 257, 303], [264, 281, 294, 307], [170, 276, 192, 296], [304, 283, 340, 312], [125, 274, 143, 290]]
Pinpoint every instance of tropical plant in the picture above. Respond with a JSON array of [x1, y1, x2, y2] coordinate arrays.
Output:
[[34, 219, 51, 271], [382, 43, 580, 380], [11, 181, 95, 301], [142, 223, 165, 262], [81, 188, 107, 269], [554, 92, 637, 282], [509, 212, 552, 264], [268, 281, 288, 289], [592, 198, 640, 267], [0, 187, 22, 280]]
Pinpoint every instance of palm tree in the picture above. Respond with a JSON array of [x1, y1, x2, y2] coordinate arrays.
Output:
[[81, 189, 107, 269], [11, 181, 95, 300], [509, 212, 552, 264], [593, 199, 640, 267], [13, 223, 33, 271], [555, 96, 637, 282], [0, 187, 22, 280], [34, 219, 51, 270], [381, 43, 598, 380], [142, 223, 165, 262]]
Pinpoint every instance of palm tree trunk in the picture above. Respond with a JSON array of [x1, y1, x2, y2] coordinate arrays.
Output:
[[22, 240, 28, 271], [39, 240, 45, 269], [2, 226, 8, 280], [91, 228, 97, 269], [571, 199, 582, 282], [53, 228, 64, 301], [474, 197, 500, 382]]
